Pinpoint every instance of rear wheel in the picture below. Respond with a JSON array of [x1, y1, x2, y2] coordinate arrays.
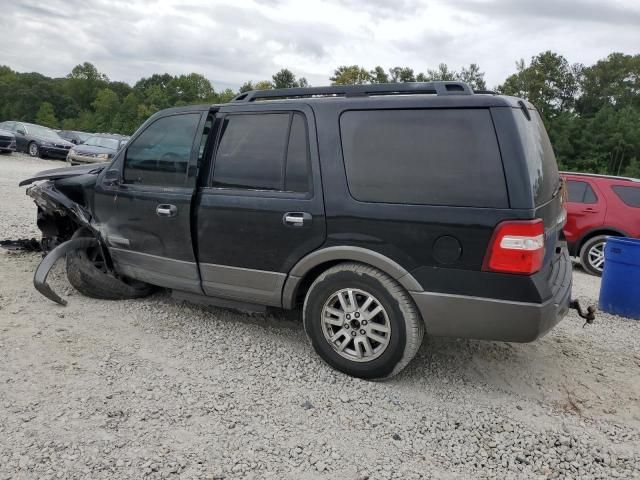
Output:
[[579, 235, 609, 276], [303, 263, 424, 380], [28, 142, 39, 157]]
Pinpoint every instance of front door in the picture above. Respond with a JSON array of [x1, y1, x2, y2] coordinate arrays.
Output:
[[93, 110, 208, 293], [195, 104, 326, 306]]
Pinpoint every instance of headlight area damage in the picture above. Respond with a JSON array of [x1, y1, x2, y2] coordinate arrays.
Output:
[[20, 163, 150, 305]]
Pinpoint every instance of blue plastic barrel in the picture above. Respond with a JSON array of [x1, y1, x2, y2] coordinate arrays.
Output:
[[599, 237, 640, 319]]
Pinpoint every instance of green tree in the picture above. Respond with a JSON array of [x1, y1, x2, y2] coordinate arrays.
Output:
[[92, 88, 119, 132], [35, 101, 58, 128], [458, 63, 487, 91], [330, 65, 371, 85], [498, 51, 581, 119], [423, 63, 457, 81], [370, 66, 389, 83], [388, 67, 416, 83], [272, 68, 306, 89]]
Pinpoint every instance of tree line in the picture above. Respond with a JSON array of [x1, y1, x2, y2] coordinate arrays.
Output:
[[0, 51, 638, 176]]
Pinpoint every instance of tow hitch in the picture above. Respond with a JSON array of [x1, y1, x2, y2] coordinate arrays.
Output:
[[569, 299, 596, 327]]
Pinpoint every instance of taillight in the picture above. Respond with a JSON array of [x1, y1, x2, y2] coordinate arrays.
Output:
[[483, 219, 545, 274]]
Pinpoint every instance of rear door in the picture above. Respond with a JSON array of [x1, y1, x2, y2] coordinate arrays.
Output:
[[564, 178, 605, 243], [93, 110, 208, 293], [195, 103, 326, 306]]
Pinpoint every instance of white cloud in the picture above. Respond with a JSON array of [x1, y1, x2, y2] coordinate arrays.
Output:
[[0, 0, 638, 90]]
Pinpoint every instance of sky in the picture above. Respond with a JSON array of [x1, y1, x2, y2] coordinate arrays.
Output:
[[0, 0, 639, 91]]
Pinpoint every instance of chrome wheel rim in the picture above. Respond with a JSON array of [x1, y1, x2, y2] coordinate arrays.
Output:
[[29, 143, 38, 156], [321, 288, 391, 362], [588, 241, 606, 272]]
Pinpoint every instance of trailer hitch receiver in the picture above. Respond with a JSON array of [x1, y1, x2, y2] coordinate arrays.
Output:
[[569, 299, 596, 327]]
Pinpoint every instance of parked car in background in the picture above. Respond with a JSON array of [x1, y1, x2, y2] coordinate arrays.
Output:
[[0, 121, 73, 159], [58, 130, 92, 145], [562, 172, 640, 276], [0, 126, 16, 153], [66, 134, 129, 165]]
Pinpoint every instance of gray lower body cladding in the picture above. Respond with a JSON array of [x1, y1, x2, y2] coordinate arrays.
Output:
[[410, 249, 572, 342]]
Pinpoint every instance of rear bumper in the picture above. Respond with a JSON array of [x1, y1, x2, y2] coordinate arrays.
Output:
[[410, 251, 572, 343]]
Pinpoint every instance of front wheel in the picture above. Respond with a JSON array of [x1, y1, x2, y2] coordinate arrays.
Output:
[[303, 262, 424, 380], [28, 141, 39, 157], [580, 235, 609, 276]]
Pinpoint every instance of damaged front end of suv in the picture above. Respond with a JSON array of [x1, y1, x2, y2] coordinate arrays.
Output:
[[20, 163, 151, 305]]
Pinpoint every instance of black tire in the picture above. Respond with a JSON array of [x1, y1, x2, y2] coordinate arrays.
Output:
[[579, 235, 609, 276], [303, 262, 424, 380], [28, 141, 39, 157], [66, 240, 154, 300]]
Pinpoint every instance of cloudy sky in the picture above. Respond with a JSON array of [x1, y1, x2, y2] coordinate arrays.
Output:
[[1, 0, 638, 90]]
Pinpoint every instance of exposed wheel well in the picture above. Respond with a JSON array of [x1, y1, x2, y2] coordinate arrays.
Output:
[[292, 260, 344, 308]]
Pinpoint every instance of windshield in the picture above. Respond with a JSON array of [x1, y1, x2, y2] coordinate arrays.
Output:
[[77, 132, 92, 142], [83, 136, 120, 150], [28, 125, 63, 140]]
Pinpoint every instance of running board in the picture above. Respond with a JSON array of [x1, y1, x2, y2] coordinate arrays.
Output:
[[171, 290, 267, 314]]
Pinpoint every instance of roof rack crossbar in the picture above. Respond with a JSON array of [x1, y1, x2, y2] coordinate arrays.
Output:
[[232, 81, 473, 102]]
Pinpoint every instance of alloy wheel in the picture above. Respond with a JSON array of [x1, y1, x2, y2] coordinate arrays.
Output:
[[321, 288, 391, 362], [587, 241, 606, 273]]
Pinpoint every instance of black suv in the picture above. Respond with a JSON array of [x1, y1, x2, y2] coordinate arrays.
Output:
[[22, 82, 572, 379]]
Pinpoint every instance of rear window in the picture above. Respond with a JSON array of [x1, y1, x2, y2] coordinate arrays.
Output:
[[612, 185, 640, 207], [339, 109, 508, 207], [513, 109, 560, 205]]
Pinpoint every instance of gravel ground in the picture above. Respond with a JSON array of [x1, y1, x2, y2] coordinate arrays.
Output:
[[1, 152, 639, 479]]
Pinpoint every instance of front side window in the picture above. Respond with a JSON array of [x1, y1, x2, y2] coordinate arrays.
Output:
[[124, 113, 201, 187], [567, 180, 597, 204], [612, 185, 640, 208], [212, 112, 311, 192]]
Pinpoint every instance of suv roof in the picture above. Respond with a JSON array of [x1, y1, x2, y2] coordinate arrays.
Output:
[[561, 171, 640, 183]]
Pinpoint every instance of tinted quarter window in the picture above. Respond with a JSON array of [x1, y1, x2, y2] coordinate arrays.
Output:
[[567, 180, 597, 204], [612, 185, 640, 207], [212, 113, 289, 191], [339, 109, 508, 207], [285, 113, 311, 193], [124, 113, 201, 187], [513, 110, 560, 205]]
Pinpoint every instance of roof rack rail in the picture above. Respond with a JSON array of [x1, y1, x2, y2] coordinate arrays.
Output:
[[232, 81, 473, 102]]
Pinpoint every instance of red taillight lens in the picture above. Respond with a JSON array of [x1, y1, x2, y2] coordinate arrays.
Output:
[[483, 219, 545, 274]]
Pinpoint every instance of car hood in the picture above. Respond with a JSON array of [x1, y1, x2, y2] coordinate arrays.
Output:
[[73, 145, 116, 155], [19, 162, 109, 186], [0, 128, 15, 137]]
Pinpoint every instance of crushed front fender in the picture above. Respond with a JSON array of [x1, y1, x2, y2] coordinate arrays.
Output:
[[34, 237, 98, 305]]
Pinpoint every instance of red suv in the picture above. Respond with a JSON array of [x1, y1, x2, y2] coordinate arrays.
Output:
[[562, 172, 640, 275]]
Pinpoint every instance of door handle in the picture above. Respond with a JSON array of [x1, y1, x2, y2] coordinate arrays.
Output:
[[582, 207, 598, 213], [156, 204, 177, 217], [283, 212, 312, 227]]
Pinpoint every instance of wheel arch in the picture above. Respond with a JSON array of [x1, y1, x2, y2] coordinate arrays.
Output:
[[577, 227, 627, 254], [282, 246, 423, 309]]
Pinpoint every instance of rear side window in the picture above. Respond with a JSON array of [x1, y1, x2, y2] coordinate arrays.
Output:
[[124, 113, 201, 187], [339, 109, 507, 207], [612, 185, 640, 207], [212, 112, 310, 192], [513, 110, 560, 205], [567, 180, 597, 204]]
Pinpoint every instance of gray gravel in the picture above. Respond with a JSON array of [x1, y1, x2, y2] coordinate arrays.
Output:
[[1, 152, 639, 479]]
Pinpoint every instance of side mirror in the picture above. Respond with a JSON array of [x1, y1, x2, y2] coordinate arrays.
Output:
[[17, 129, 26, 135], [104, 169, 121, 187]]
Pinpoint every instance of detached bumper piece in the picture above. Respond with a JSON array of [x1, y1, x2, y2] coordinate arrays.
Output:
[[34, 237, 97, 305]]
